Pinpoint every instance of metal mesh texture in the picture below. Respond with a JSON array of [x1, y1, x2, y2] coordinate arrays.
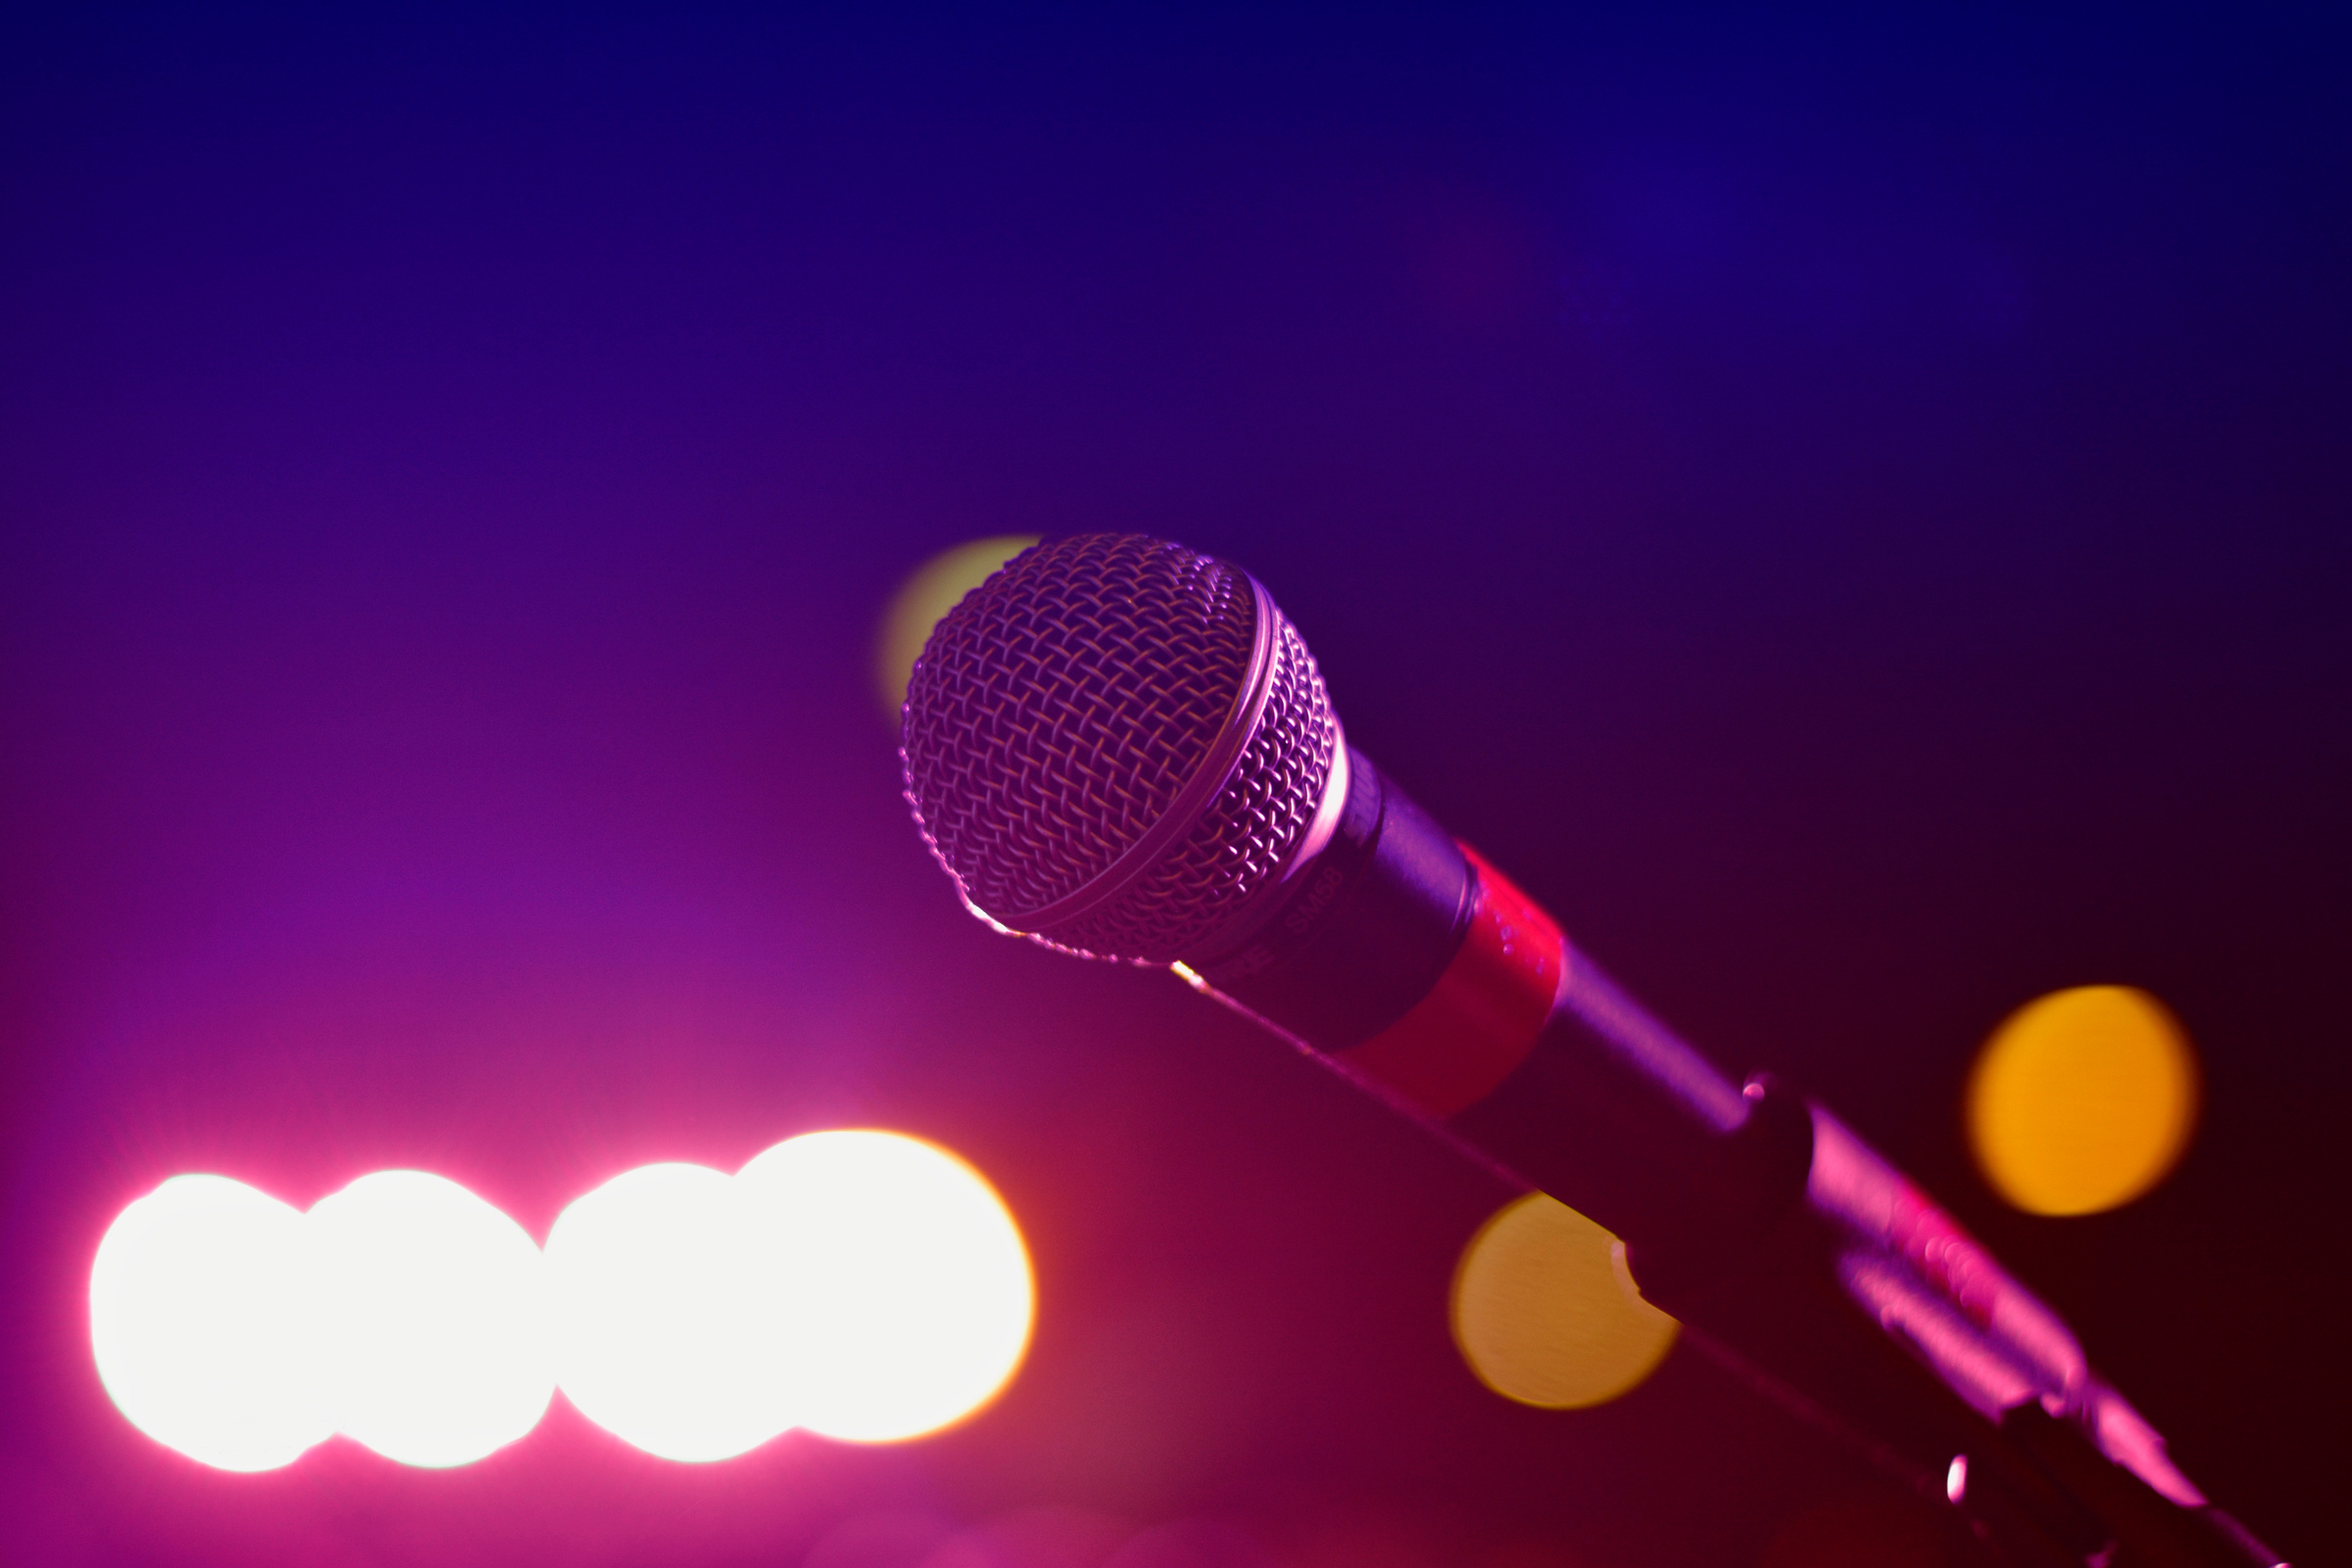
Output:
[[901, 533, 1340, 964]]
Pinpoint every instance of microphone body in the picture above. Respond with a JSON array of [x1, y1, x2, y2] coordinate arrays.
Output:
[[1182, 746, 2080, 1423], [899, 535, 2283, 1567]]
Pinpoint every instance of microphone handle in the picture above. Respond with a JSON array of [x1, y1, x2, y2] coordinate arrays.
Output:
[[1175, 747, 2282, 1567]]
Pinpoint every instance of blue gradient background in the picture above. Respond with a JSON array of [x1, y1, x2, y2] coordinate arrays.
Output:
[[2, 9, 2345, 1565]]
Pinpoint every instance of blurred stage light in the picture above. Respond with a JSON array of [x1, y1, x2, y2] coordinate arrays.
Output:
[[875, 535, 1040, 720], [89, 1133, 1032, 1469], [308, 1170, 555, 1467], [1966, 984, 2200, 1216], [89, 1175, 333, 1472], [1448, 1192, 1676, 1409], [543, 1132, 1031, 1458], [544, 1161, 797, 1462], [737, 1130, 1033, 1442]]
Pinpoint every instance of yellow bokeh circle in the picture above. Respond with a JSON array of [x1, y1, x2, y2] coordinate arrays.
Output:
[[1966, 985, 2200, 1216], [875, 536, 1041, 722], [1449, 1192, 1677, 1409]]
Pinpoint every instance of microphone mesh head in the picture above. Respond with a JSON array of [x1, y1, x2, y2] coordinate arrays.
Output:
[[901, 533, 1340, 963]]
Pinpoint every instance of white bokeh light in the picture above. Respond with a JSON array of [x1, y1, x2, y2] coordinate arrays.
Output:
[[88, 1174, 332, 1472], [92, 1132, 1033, 1470], [543, 1162, 796, 1462], [739, 1130, 1033, 1443], [307, 1170, 554, 1467]]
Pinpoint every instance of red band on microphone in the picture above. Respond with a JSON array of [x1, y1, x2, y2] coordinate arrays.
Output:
[[1333, 846, 1563, 1119]]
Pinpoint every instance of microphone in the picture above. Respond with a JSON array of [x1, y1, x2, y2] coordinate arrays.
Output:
[[899, 534, 2282, 1567]]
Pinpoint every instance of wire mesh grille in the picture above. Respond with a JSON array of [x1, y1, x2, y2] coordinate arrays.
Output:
[[901, 533, 1339, 963]]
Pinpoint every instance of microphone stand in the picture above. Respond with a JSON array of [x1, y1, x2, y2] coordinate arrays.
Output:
[[1427, 947, 2288, 1567], [1182, 920, 2282, 1560]]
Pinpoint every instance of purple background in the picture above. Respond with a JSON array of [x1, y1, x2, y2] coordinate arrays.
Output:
[[2, 9, 2345, 1565]]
